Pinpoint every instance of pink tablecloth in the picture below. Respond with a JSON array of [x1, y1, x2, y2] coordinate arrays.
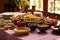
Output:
[[4, 29, 60, 40]]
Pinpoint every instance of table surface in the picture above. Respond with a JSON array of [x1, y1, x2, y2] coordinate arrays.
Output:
[[1, 12, 60, 40], [0, 20, 60, 40], [4, 29, 60, 40]]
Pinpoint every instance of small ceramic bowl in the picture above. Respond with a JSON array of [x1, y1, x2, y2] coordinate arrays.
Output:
[[37, 24, 49, 32], [51, 26, 60, 32], [28, 23, 37, 31], [14, 27, 30, 34]]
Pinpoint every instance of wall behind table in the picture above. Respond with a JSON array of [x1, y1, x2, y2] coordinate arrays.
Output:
[[0, 0, 8, 13]]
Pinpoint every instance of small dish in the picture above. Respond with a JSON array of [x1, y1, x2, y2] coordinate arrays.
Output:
[[14, 27, 30, 34], [28, 23, 37, 31], [37, 24, 49, 32]]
